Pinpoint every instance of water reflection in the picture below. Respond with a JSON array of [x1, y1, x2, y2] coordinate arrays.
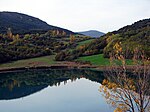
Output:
[[0, 69, 105, 100]]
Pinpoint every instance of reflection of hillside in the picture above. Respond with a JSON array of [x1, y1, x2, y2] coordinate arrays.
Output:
[[0, 85, 47, 100], [0, 69, 104, 100]]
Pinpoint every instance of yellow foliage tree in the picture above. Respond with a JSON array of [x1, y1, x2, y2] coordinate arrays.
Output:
[[100, 42, 150, 112], [7, 28, 13, 38], [70, 35, 75, 43]]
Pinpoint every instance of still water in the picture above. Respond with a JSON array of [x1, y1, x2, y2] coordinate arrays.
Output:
[[0, 69, 114, 112]]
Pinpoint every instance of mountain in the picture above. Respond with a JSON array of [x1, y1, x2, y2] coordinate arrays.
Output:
[[77, 30, 105, 38], [0, 11, 74, 34]]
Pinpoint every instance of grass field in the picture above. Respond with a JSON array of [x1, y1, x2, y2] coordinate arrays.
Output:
[[77, 39, 95, 48], [0, 53, 134, 69], [77, 54, 110, 66], [77, 54, 133, 66], [68, 39, 95, 52], [0, 55, 56, 68]]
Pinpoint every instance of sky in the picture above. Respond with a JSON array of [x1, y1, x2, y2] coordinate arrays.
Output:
[[0, 0, 150, 33]]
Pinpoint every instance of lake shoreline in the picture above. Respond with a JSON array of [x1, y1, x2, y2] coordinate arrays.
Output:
[[0, 61, 144, 73], [0, 62, 101, 73]]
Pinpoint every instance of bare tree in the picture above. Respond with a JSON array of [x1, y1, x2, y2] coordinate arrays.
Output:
[[100, 42, 150, 112]]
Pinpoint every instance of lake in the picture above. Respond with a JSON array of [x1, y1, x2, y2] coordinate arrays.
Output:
[[0, 69, 114, 112]]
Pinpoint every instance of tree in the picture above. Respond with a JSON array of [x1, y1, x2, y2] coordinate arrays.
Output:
[[70, 35, 75, 43], [100, 42, 150, 112], [62, 31, 66, 36], [52, 30, 56, 37], [7, 28, 13, 38], [24, 34, 30, 39], [56, 30, 60, 36], [12, 34, 19, 41]]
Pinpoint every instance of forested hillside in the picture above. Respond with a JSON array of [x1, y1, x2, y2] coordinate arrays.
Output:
[[0, 29, 90, 63], [0, 12, 74, 34], [55, 18, 150, 61], [0, 12, 93, 63], [104, 18, 150, 58]]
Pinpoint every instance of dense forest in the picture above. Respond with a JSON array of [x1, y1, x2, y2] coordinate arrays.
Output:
[[0, 29, 90, 63]]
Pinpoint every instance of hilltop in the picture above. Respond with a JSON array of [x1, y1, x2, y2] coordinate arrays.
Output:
[[77, 30, 105, 38], [0, 11, 74, 34]]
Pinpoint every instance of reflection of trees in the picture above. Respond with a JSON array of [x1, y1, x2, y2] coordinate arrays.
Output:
[[0, 69, 104, 100], [7, 79, 20, 91], [0, 69, 104, 88], [100, 43, 150, 112], [100, 76, 150, 112]]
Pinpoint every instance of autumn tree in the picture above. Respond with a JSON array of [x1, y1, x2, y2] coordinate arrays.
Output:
[[100, 42, 150, 112], [70, 35, 75, 43], [24, 34, 30, 39], [62, 31, 66, 36], [51, 30, 56, 37], [7, 28, 13, 38], [12, 34, 19, 41], [56, 30, 60, 36]]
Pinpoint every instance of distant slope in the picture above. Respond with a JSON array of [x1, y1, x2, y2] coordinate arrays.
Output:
[[0, 11, 74, 34], [77, 30, 105, 38]]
